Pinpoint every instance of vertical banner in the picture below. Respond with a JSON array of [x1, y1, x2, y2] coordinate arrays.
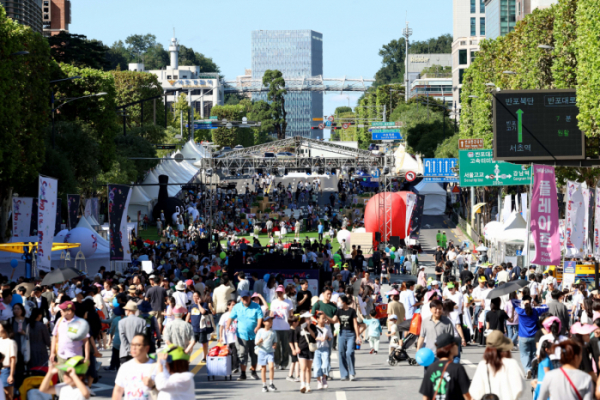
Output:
[[565, 180, 585, 257], [37, 176, 57, 272], [29, 199, 38, 236], [405, 192, 417, 237], [67, 194, 80, 230], [12, 197, 33, 239], [582, 185, 591, 255], [503, 195, 512, 222], [54, 198, 62, 235], [84, 199, 92, 218], [595, 188, 600, 257], [531, 165, 561, 265], [91, 198, 99, 222], [108, 185, 130, 260], [521, 192, 528, 219], [409, 195, 426, 240], [120, 189, 133, 261]]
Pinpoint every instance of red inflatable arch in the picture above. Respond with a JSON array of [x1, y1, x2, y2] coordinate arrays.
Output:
[[364, 191, 411, 242]]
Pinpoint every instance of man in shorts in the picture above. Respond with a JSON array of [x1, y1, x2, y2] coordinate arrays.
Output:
[[227, 290, 263, 381]]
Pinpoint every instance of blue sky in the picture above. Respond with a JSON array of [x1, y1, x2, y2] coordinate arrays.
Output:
[[70, 0, 452, 115]]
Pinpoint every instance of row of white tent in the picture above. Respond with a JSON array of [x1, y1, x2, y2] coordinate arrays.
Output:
[[129, 140, 209, 221]]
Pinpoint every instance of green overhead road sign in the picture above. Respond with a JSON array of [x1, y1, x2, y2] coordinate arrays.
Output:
[[459, 149, 532, 187], [516, 109, 523, 143]]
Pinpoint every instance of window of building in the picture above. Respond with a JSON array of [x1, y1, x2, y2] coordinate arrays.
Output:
[[459, 69, 465, 84], [470, 51, 477, 63], [471, 0, 476, 12], [459, 49, 468, 65], [480, 17, 486, 35], [471, 18, 476, 36], [480, 0, 485, 12], [167, 75, 171, 79]]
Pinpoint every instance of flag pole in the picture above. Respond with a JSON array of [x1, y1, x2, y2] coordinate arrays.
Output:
[[524, 163, 533, 268]]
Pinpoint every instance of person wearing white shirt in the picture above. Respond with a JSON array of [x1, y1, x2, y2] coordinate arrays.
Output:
[[399, 282, 419, 320]]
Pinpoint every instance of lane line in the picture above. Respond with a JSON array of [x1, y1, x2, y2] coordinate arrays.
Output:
[[332, 370, 341, 379], [336, 391, 347, 400], [331, 352, 338, 360], [189, 347, 204, 362]]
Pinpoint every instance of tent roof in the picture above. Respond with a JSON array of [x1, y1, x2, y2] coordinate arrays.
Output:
[[503, 212, 527, 230], [130, 186, 153, 205], [413, 181, 446, 195], [394, 144, 423, 175]]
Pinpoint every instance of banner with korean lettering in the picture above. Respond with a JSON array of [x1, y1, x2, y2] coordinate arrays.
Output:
[[595, 188, 600, 256], [531, 166, 560, 265], [582, 185, 591, 255], [67, 194, 80, 230], [564, 180, 585, 257], [37, 176, 57, 272], [405, 192, 417, 237], [120, 188, 132, 262], [108, 185, 130, 261], [12, 197, 33, 239]]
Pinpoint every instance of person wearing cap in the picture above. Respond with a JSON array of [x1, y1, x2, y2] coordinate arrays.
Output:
[[270, 285, 293, 370], [419, 332, 471, 400], [50, 301, 90, 383], [152, 345, 195, 400], [172, 281, 188, 309], [386, 314, 401, 356], [118, 300, 147, 364], [255, 315, 278, 392], [468, 330, 524, 400], [471, 275, 490, 343], [417, 299, 455, 356], [387, 289, 405, 327], [112, 334, 157, 400], [227, 290, 263, 381], [39, 356, 90, 400], [164, 305, 196, 354], [436, 230, 443, 248]]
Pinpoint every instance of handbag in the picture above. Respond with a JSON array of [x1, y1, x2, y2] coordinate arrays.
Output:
[[301, 330, 317, 352], [560, 367, 583, 400], [353, 297, 364, 324]]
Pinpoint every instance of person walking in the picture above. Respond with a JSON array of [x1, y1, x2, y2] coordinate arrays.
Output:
[[111, 334, 157, 400], [269, 285, 293, 370], [255, 315, 278, 393], [324, 295, 361, 381], [469, 330, 525, 400], [50, 301, 90, 381], [512, 296, 549, 378], [538, 340, 594, 400], [153, 345, 195, 400], [313, 312, 333, 389], [226, 290, 263, 381], [164, 306, 195, 354], [416, 299, 455, 358], [118, 300, 147, 365]]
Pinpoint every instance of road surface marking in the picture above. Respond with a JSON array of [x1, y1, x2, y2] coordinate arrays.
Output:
[[336, 391, 347, 400], [190, 347, 204, 362], [331, 352, 338, 360], [332, 370, 341, 379]]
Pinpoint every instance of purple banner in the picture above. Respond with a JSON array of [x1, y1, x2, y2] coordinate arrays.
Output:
[[54, 198, 62, 235], [108, 185, 130, 260], [67, 194, 80, 230], [409, 195, 426, 240], [531, 165, 561, 265]]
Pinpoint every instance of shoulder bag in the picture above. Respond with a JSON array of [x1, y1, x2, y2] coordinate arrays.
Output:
[[432, 361, 452, 400], [560, 367, 583, 400], [301, 329, 317, 352]]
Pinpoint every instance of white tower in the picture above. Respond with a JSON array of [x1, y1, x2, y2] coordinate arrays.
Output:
[[169, 34, 179, 70]]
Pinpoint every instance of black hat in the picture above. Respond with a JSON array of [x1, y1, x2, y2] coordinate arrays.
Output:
[[435, 333, 460, 348]]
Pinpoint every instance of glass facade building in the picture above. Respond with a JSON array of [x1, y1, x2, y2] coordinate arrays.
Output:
[[251, 30, 323, 139], [484, 0, 516, 40]]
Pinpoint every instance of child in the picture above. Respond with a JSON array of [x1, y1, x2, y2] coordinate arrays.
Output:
[[313, 312, 333, 389], [386, 314, 401, 357], [39, 356, 91, 400], [532, 339, 553, 400], [364, 309, 383, 354], [255, 315, 278, 393], [286, 316, 300, 382]]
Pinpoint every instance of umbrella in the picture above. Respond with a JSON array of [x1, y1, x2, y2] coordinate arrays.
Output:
[[476, 245, 488, 252], [40, 268, 83, 286], [487, 279, 529, 299]]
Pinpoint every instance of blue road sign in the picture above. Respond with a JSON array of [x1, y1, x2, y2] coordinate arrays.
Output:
[[422, 177, 459, 183], [371, 131, 402, 140], [424, 158, 458, 177], [325, 121, 332, 127]]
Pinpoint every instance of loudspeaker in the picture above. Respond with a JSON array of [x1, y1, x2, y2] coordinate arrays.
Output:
[[389, 236, 401, 248], [375, 232, 381, 242]]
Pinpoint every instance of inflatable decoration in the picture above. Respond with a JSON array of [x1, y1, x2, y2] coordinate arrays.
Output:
[[64, 227, 98, 257]]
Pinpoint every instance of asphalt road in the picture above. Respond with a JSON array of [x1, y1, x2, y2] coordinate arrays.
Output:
[[93, 215, 531, 400]]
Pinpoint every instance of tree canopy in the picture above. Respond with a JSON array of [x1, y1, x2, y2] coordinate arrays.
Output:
[[263, 70, 288, 140]]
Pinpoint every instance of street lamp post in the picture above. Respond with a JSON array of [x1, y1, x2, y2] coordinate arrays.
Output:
[[51, 92, 107, 148]]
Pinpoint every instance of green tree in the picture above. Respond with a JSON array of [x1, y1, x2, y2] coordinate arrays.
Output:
[[144, 43, 169, 70], [106, 40, 129, 71], [335, 106, 352, 115], [111, 70, 167, 128], [248, 100, 275, 144], [48, 32, 110, 70], [125, 34, 157, 60], [113, 134, 159, 182], [263, 70, 287, 139], [0, 7, 52, 240], [171, 92, 190, 125], [434, 134, 460, 158], [210, 104, 254, 147]]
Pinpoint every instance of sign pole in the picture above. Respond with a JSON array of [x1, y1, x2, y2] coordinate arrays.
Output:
[[524, 163, 533, 267], [595, 261, 599, 290]]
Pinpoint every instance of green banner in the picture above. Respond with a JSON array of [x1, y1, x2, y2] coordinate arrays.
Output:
[[459, 149, 532, 187]]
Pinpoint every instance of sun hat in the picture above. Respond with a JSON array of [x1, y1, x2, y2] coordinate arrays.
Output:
[[150, 344, 190, 362], [58, 301, 75, 311], [299, 312, 312, 319], [251, 292, 261, 298], [275, 285, 285, 293], [172, 306, 187, 316], [387, 289, 400, 296], [486, 330, 514, 351], [175, 281, 186, 291], [542, 316, 561, 332], [431, 280, 440, 286], [123, 300, 139, 312], [447, 282, 455, 289], [56, 356, 90, 375], [571, 322, 596, 336], [128, 285, 137, 293], [185, 279, 193, 286]]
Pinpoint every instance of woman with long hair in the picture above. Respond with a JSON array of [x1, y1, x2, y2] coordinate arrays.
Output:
[[11, 303, 28, 388], [538, 340, 594, 400], [537, 316, 568, 368], [469, 330, 525, 400], [581, 297, 594, 324], [569, 322, 600, 382], [512, 295, 548, 378], [293, 312, 316, 393], [532, 339, 554, 400]]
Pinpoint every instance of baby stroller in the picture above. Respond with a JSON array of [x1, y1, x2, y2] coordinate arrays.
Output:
[[388, 318, 419, 366]]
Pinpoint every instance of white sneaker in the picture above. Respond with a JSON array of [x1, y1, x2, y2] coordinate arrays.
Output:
[[300, 383, 306, 393], [317, 380, 323, 390], [350, 375, 356, 381], [306, 385, 311, 393]]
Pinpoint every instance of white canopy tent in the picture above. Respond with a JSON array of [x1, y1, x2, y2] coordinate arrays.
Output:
[[394, 144, 423, 176], [412, 181, 447, 216]]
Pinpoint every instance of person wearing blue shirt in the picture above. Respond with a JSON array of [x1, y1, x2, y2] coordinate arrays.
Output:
[[227, 290, 263, 381], [512, 297, 548, 379], [318, 221, 324, 242]]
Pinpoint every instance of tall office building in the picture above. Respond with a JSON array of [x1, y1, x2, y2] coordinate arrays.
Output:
[[452, 0, 486, 116], [1, 0, 43, 33], [515, 0, 557, 21], [251, 30, 323, 139], [42, 0, 71, 37], [485, 0, 516, 40]]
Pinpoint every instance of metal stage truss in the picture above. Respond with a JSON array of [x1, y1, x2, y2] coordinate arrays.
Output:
[[223, 76, 375, 93]]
